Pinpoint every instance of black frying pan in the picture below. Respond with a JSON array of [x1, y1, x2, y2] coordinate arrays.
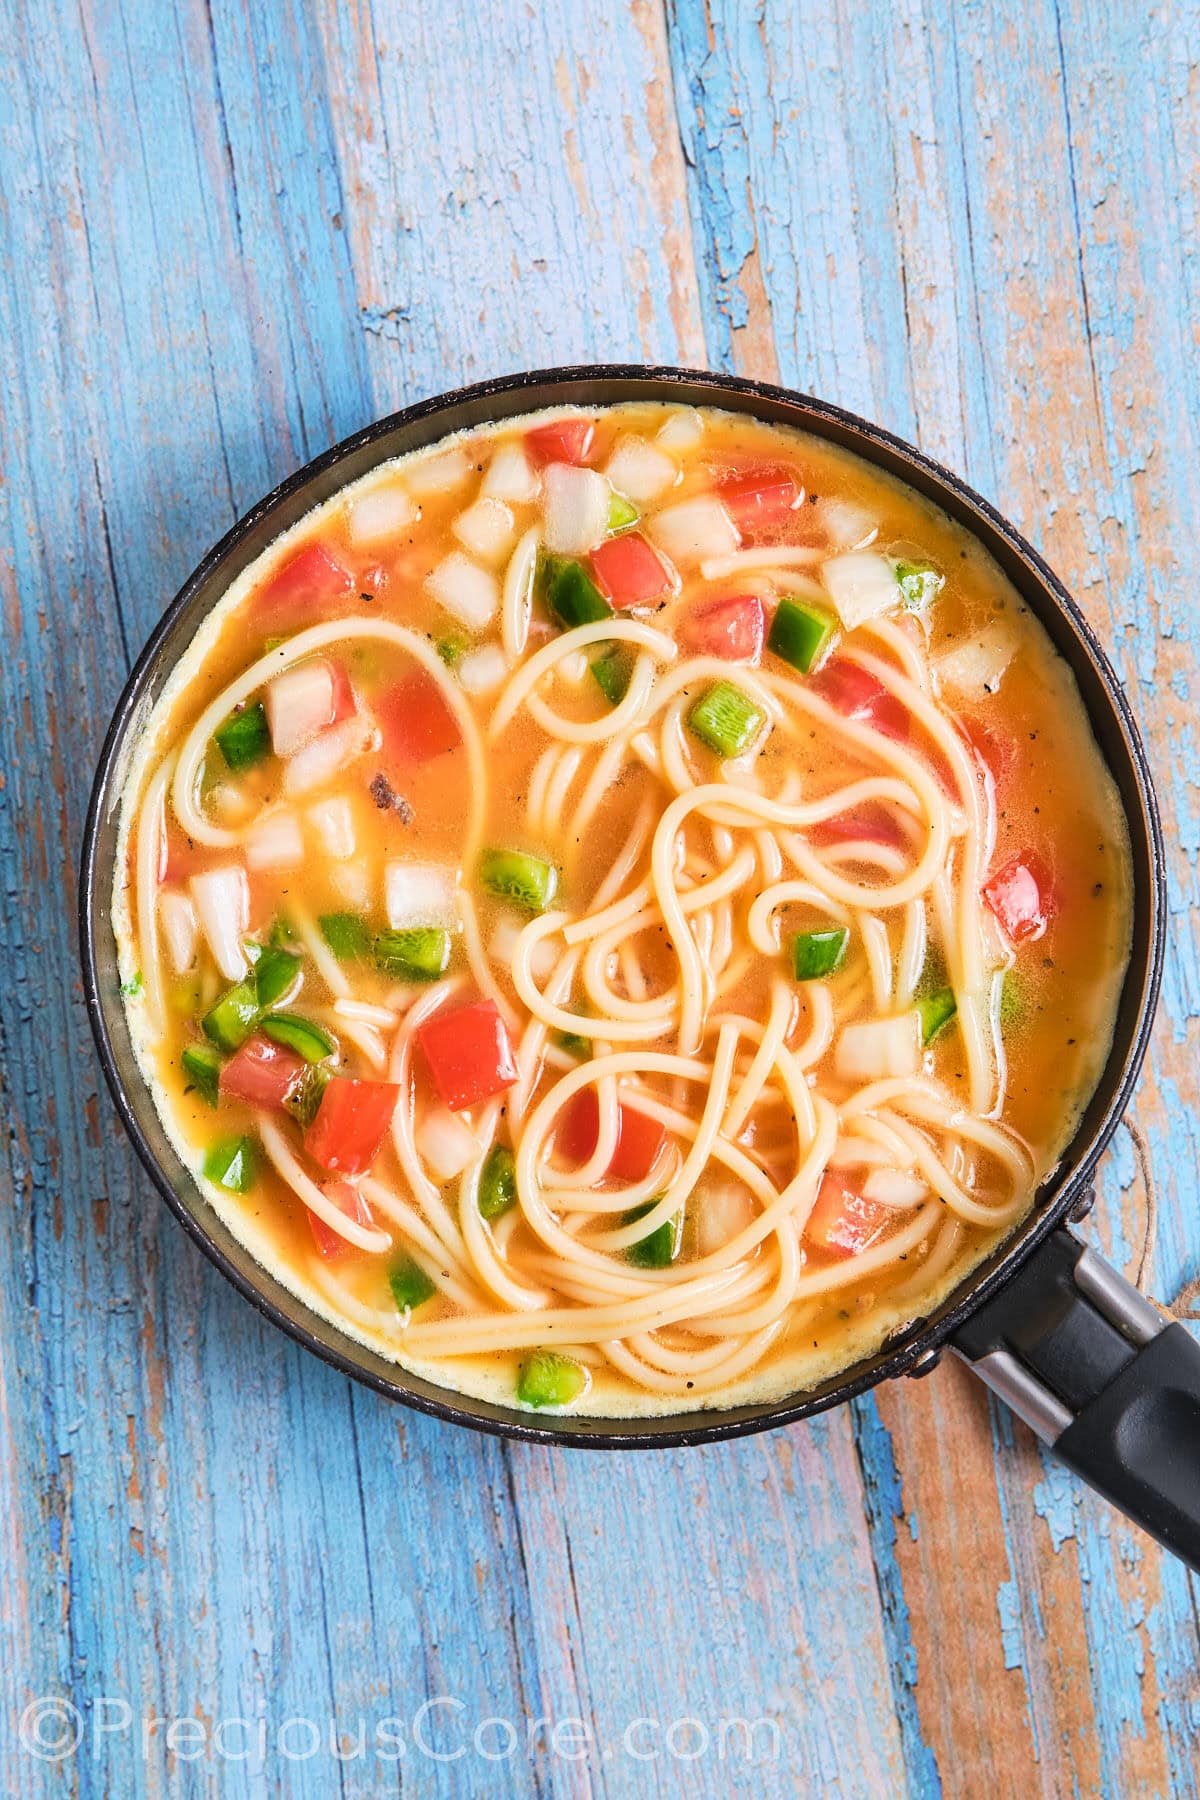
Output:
[[79, 367, 1200, 1569]]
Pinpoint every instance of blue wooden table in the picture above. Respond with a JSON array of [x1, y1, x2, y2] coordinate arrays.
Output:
[[2, 3, 1198, 1793]]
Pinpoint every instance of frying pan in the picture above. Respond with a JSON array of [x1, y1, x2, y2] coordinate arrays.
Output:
[[79, 366, 1200, 1569]]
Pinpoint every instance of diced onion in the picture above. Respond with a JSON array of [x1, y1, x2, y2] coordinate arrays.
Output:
[[283, 716, 375, 797], [655, 407, 704, 450], [426, 552, 500, 631], [385, 860, 457, 928], [348, 481, 417, 547], [246, 809, 305, 871], [306, 797, 356, 859], [406, 447, 472, 495], [696, 1185, 755, 1257], [267, 659, 335, 756], [604, 436, 678, 505], [188, 865, 250, 982], [331, 860, 373, 909], [489, 915, 557, 981], [556, 650, 589, 687], [862, 1168, 929, 1208], [936, 622, 1017, 696], [821, 551, 902, 631], [541, 463, 610, 555], [453, 497, 515, 564], [416, 1106, 482, 1182], [819, 498, 878, 550], [158, 890, 197, 974], [648, 496, 739, 567], [483, 443, 540, 504], [835, 1013, 921, 1081], [457, 643, 509, 695]]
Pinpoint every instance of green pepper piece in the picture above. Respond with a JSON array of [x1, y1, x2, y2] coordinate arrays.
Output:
[[539, 555, 612, 628], [389, 1257, 437, 1313], [479, 848, 559, 914], [319, 912, 371, 961], [767, 597, 837, 674], [687, 681, 766, 758], [182, 1042, 222, 1108], [202, 980, 260, 1051], [478, 1144, 517, 1220], [214, 702, 270, 772], [590, 645, 633, 706], [918, 986, 958, 1044], [253, 944, 302, 1007], [791, 927, 849, 982], [203, 1135, 256, 1193], [516, 1350, 588, 1408], [259, 1013, 335, 1062], [373, 927, 451, 981], [624, 1198, 682, 1269]]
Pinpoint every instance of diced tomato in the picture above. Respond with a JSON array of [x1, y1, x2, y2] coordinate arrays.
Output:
[[308, 1179, 374, 1259], [160, 822, 205, 885], [526, 418, 596, 466], [376, 670, 461, 764], [805, 1172, 892, 1257], [253, 542, 355, 629], [328, 659, 357, 723], [558, 1089, 667, 1182], [218, 1034, 306, 1111], [718, 464, 802, 537], [589, 533, 674, 608], [418, 1000, 519, 1112], [304, 1077, 400, 1175], [679, 593, 764, 662], [812, 659, 909, 739], [982, 856, 1054, 944], [810, 806, 906, 850]]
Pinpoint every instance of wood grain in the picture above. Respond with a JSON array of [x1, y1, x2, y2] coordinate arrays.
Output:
[[0, 0, 1197, 1794]]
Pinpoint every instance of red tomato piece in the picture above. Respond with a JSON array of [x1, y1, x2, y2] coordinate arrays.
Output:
[[589, 533, 674, 608], [557, 1090, 667, 1182], [810, 806, 906, 850], [417, 1001, 519, 1112], [376, 670, 461, 763], [812, 659, 909, 739], [328, 659, 357, 723], [526, 418, 596, 466], [308, 1180, 374, 1259], [718, 465, 802, 537], [805, 1173, 892, 1257], [218, 1034, 306, 1111], [982, 857, 1053, 944], [304, 1077, 400, 1175], [679, 593, 765, 662], [254, 542, 355, 628]]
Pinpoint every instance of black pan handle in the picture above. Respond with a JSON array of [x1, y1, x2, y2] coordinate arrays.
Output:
[[951, 1226, 1200, 1571]]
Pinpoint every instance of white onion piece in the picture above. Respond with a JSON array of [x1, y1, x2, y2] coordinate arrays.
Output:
[[307, 797, 356, 859], [483, 443, 540, 504], [158, 890, 197, 974], [246, 810, 305, 871], [836, 1014, 921, 1081], [822, 551, 902, 631], [541, 463, 610, 554], [556, 650, 589, 687], [331, 860, 373, 909], [453, 496, 515, 564], [696, 1185, 755, 1257], [348, 480, 417, 547], [416, 1106, 482, 1182], [656, 407, 704, 450], [936, 622, 1017, 696], [406, 447, 472, 495], [427, 552, 499, 631], [862, 1168, 929, 1208], [283, 715, 376, 797], [266, 659, 335, 756], [208, 784, 252, 824], [489, 915, 557, 981], [385, 860, 457, 928], [188, 865, 249, 982], [457, 643, 509, 696], [648, 495, 739, 567], [604, 436, 678, 505], [819, 498, 878, 550]]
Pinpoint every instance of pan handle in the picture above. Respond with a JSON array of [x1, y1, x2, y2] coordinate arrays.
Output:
[[950, 1227, 1200, 1571]]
